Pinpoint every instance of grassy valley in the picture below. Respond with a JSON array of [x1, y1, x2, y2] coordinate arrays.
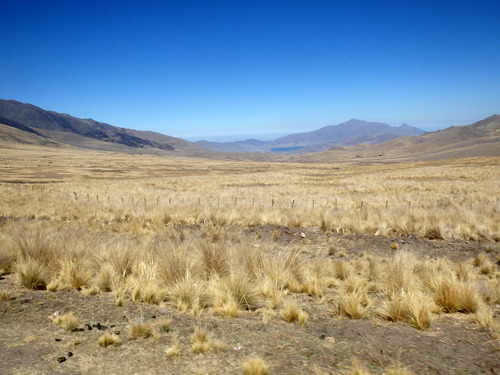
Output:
[[0, 144, 498, 374]]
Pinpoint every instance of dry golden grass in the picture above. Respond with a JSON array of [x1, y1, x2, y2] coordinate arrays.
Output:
[[98, 333, 121, 348], [165, 337, 182, 358], [242, 356, 269, 375], [189, 326, 223, 354], [129, 322, 153, 339], [52, 312, 81, 332], [0, 150, 498, 369]]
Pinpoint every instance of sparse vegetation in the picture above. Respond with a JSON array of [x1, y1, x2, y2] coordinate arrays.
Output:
[[0, 150, 498, 374], [242, 356, 269, 375], [52, 312, 81, 332], [98, 333, 121, 348]]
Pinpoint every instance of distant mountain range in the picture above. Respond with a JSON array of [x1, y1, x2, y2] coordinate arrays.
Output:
[[295, 114, 500, 162], [0, 99, 208, 155], [196, 119, 425, 153], [0, 99, 498, 161]]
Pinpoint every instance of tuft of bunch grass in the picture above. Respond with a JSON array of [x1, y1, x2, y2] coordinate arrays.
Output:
[[53, 312, 81, 332], [165, 338, 181, 358], [129, 322, 153, 339], [16, 258, 48, 290], [242, 356, 269, 375], [333, 260, 351, 280], [472, 305, 500, 339], [384, 361, 414, 375], [190, 326, 211, 354], [338, 290, 370, 319], [98, 333, 121, 348], [155, 318, 172, 334], [0, 288, 16, 300], [349, 358, 372, 375], [433, 277, 481, 313], [280, 300, 307, 325]]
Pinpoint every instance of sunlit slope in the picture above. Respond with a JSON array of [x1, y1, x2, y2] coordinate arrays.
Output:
[[297, 115, 500, 162]]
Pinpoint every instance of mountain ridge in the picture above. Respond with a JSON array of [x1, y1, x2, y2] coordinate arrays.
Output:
[[197, 119, 426, 153], [0, 99, 208, 155]]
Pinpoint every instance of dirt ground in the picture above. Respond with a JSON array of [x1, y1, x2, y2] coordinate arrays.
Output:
[[1, 228, 499, 375]]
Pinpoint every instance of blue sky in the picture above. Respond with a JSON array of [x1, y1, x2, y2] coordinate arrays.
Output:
[[1, 1, 499, 141]]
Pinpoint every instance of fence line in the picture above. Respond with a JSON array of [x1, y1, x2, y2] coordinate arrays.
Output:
[[2, 184, 498, 212]]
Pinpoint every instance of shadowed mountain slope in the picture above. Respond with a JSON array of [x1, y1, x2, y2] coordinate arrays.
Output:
[[0, 99, 209, 155]]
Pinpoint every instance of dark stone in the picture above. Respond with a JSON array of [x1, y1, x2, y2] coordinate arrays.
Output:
[[67, 352, 73, 357], [57, 357, 66, 363]]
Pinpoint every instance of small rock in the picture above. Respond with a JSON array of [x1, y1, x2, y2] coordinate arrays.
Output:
[[67, 352, 73, 357], [55, 338, 62, 342], [324, 336, 335, 343], [85, 324, 92, 330], [57, 357, 66, 363], [300, 232, 306, 238]]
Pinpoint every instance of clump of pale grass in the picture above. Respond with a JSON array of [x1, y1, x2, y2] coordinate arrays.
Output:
[[338, 290, 370, 319], [220, 273, 259, 310], [280, 300, 307, 325], [472, 305, 500, 339], [128, 260, 165, 304], [333, 260, 351, 280], [300, 259, 332, 296], [379, 290, 434, 329], [366, 256, 382, 281], [385, 251, 418, 295], [98, 333, 121, 348], [0, 288, 16, 300], [15, 226, 58, 266], [95, 262, 117, 292], [53, 312, 81, 332], [57, 259, 92, 289], [155, 318, 172, 334], [200, 240, 229, 276], [16, 258, 48, 290], [384, 361, 414, 375], [157, 244, 200, 286], [190, 326, 216, 354], [129, 322, 153, 339], [130, 282, 165, 305], [349, 358, 372, 375], [165, 337, 181, 358], [473, 253, 496, 275], [433, 277, 481, 313], [455, 261, 476, 281], [168, 273, 207, 315], [242, 356, 269, 375]]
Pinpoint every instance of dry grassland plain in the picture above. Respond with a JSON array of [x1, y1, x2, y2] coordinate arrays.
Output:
[[0, 146, 499, 374]]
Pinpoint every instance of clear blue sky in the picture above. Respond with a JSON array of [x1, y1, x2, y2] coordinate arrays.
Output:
[[1, 1, 499, 141]]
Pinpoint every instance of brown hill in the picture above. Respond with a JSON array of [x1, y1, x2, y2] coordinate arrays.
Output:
[[0, 99, 210, 155], [296, 115, 500, 162]]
